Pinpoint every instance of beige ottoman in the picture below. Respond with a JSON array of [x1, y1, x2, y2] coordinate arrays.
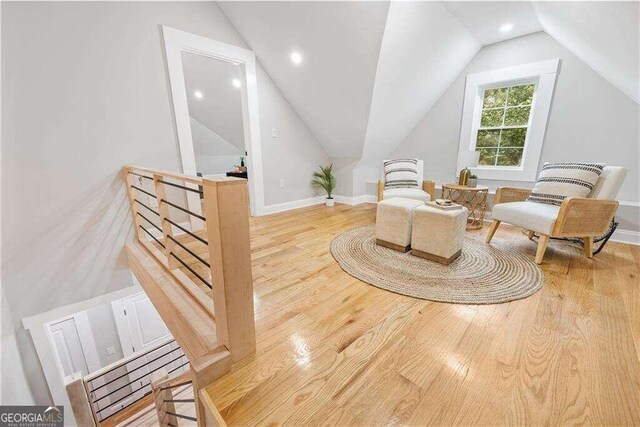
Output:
[[376, 198, 424, 252], [411, 205, 468, 265]]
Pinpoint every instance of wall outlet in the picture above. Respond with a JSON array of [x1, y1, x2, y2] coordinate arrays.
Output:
[[106, 346, 115, 356], [279, 179, 285, 189], [271, 127, 277, 138]]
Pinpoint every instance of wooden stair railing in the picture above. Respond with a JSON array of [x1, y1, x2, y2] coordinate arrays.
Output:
[[150, 367, 200, 427], [121, 165, 256, 426], [64, 337, 189, 426]]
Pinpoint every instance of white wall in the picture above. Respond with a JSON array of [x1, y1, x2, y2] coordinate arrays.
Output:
[[1, 1, 329, 404], [257, 64, 331, 205], [1, 288, 34, 405], [86, 304, 125, 367], [392, 32, 640, 233]]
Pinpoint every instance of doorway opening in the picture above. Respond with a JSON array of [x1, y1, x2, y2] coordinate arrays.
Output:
[[163, 26, 265, 217]]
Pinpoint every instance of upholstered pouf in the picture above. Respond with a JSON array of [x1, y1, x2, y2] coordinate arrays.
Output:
[[411, 205, 468, 265], [376, 198, 424, 252]]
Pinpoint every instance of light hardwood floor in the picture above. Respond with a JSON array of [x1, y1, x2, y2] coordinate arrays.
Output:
[[181, 203, 637, 425]]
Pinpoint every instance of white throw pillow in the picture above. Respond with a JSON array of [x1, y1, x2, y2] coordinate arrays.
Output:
[[528, 162, 605, 205], [384, 159, 419, 190]]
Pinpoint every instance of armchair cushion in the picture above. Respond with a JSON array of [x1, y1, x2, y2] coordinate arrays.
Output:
[[383, 188, 431, 202], [528, 162, 605, 205], [492, 201, 560, 235]]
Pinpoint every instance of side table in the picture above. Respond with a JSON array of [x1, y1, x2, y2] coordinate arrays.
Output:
[[441, 184, 489, 230]]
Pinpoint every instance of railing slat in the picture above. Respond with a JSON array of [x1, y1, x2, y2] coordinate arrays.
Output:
[[154, 173, 180, 270]]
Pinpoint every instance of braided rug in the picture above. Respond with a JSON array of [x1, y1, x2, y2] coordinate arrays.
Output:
[[331, 226, 543, 304]]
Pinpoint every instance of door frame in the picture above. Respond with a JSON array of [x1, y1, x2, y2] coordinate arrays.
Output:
[[162, 25, 265, 218]]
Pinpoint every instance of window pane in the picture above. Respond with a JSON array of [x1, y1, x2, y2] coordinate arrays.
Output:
[[497, 148, 524, 166], [478, 148, 498, 166], [480, 108, 504, 127], [500, 128, 527, 147], [507, 84, 534, 106], [504, 106, 530, 126], [476, 129, 500, 148], [483, 88, 507, 108]]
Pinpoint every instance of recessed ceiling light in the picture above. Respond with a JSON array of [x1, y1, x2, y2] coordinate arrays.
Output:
[[194, 90, 203, 99], [232, 78, 241, 88], [290, 51, 302, 65], [500, 23, 513, 33]]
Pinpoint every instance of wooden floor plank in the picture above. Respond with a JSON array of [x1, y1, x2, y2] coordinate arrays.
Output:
[[178, 203, 640, 426]]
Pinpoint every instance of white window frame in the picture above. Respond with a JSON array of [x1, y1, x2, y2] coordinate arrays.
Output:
[[457, 59, 560, 182]]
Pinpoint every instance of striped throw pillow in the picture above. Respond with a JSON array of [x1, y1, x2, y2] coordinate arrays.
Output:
[[384, 159, 419, 189], [528, 162, 605, 205]]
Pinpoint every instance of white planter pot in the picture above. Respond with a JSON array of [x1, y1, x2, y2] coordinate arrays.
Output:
[[467, 178, 477, 188], [326, 198, 335, 207]]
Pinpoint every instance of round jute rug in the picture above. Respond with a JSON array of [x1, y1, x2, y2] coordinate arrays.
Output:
[[331, 226, 543, 304]]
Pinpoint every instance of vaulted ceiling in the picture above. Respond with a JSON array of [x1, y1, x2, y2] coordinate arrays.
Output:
[[217, 1, 639, 160], [219, 1, 390, 158]]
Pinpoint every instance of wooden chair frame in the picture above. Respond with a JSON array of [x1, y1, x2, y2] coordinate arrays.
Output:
[[485, 187, 619, 264]]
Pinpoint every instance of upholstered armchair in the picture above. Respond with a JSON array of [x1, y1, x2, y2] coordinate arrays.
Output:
[[377, 159, 436, 202], [486, 166, 627, 264]]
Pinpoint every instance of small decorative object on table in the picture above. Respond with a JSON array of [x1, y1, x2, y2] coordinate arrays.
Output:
[[457, 151, 480, 186], [467, 174, 478, 188], [442, 183, 488, 230], [238, 155, 247, 172], [427, 199, 463, 211], [312, 163, 337, 207]]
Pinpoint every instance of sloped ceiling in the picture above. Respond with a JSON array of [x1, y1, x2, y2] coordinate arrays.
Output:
[[443, 1, 542, 45], [218, 1, 638, 162], [533, 1, 639, 104], [182, 51, 245, 150], [361, 1, 480, 161], [219, 1, 390, 158]]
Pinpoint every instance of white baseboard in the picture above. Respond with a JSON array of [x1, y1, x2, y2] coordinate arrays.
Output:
[[261, 194, 377, 215], [610, 229, 640, 246], [334, 194, 377, 205], [262, 196, 326, 215]]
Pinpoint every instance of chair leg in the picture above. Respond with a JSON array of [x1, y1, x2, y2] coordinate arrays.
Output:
[[584, 236, 593, 259], [535, 235, 550, 264], [527, 230, 535, 240], [485, 220, 501, 243]]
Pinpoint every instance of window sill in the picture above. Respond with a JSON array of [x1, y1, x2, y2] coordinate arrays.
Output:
[[471, 167, 537, 182]]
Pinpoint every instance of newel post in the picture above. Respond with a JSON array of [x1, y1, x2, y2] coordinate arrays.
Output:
[[64, 372, 97, 427], [202, 177, 256, 362], [150, 368, 178, 427]]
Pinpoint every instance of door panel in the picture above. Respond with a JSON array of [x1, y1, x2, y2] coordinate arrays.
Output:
[[126, 296, 169, 351], [117, 293, 185, 406], [49, 318, 89, 378]]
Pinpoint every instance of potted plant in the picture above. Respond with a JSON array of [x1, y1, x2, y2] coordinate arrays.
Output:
[[467, 174, 478, 188], [238, 155, 247, 172], [312, 163, 337, 207]]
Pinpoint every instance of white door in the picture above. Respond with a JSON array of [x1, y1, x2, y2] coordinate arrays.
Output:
[[49, 318, 90, 378], [122, 293, 171, 354], [112, 293, 186, 405]]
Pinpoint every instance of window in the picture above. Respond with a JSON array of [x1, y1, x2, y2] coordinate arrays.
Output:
[[476, 83, 535, 168], [457, 59, 560, 182]]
